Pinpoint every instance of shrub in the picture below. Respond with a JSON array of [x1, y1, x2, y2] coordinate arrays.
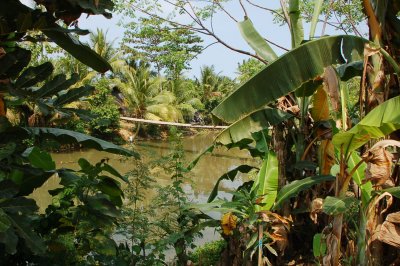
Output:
[[188, 240, 226, 266]]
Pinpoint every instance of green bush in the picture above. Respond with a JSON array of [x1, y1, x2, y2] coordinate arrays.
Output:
[[188, 240, 226, 266], [89, 78, 121, 138]]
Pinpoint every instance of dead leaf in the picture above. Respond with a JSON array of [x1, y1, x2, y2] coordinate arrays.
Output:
[[270, 223, 288, 252], [324, 66, 340, 113], [310, 198, 323, 224], [362, 146, 393, 186], [221, 212, 237, 235], [379, 212, 400, 248]]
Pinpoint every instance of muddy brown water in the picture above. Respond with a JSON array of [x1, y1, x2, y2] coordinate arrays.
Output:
[[31, 131, 257, 250]]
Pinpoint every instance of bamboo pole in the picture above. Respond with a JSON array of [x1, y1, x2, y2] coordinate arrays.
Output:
[[120, 116, 228, 129]]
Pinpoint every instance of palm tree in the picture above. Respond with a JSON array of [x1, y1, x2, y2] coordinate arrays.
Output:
[[53, 29, 126, 86], [114, 62, 184, 122], [197, 66, 234, 102]]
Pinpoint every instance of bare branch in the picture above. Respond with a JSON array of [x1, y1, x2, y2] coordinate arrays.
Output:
[[264, 38, 289, 52], [239, 0, 248, 18], [126, 2, 268, 64], [333, 10, 348, 35], [215, 1, 238, 22], [245, 0, 284, 21], [321, 0, 335, 36], [279, 0, 291, 29]]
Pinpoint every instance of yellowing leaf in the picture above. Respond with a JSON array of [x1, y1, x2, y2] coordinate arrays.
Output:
[[318, 140, 335, 175], [221, 212, 237, 235], [311, 86, 329, 121], [0, 95, 5, 116]]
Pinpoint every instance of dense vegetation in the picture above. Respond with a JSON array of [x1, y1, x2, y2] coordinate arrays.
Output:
[[1, 0, 400, 265]]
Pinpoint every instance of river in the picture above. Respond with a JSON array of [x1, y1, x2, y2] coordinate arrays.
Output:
[[31, 131, 256, 250]]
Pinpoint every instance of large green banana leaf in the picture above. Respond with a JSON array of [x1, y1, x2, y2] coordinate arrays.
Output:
[[251, 151, 278, 211], [238, 18, 277, 63], [27, 127, 138, 157], [309, 0, 324, 39], [273, 175, 335, 209], [215, 107, 292, 145], [42, 26, 112, 73], [332, 95, 400, 156], [212, 35, 366, 124], [289, 0, 304, 48]]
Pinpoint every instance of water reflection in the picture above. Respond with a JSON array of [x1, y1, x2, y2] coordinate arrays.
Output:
[[34, 132, 256, 207]]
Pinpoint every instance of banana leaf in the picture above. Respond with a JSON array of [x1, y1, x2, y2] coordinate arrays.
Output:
[[27, 127, 138, 157], [333, 96, 400, 156], [289, 0, 304, 48], [238, 18, 277, 63], [273, 175, 335, 209], [310, 0, 324, 39], [212, 35, 366, 124], [42, 25, 112, 73], [251, 151, 278, 211], [215, 107, 292, 145]]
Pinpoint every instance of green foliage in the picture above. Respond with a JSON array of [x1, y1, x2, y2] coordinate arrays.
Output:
[[34, 158, 125, 265], [236, 59, 265, 84], [188, 240, 226, 265], [121, 17, 203, 78], [88, 78, 121, 137]]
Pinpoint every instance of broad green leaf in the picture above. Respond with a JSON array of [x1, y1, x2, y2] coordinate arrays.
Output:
[[62, 108, 96, 121], [0, 47, 31, 79], [57, 170, 79, 187], [53, 85, 94, 107], [313, 233, 326, 257], [348, 152, 371, 205], [27, 127, 138, 157], [322, 196, 358, 215], [333, 96, 400, 156], [97, 177, 123, 206], [0, 209, 11, 232], [0, 228, 18, 254], [22, 147, 55, 171], [15, 62, 53, 89], [35, 73, 79, 98], [273, 175, 335, 209], [336, 61, 363, 81], [310, 0, 324, 39], [379, 186, 400, 198], [68, 0, 114, 17], [215, 108, 292, 145], [78, 158, 92, 172], [90, 233, 116, 256], [289, 0, 304, 48], [212, 35, 366, 124], [208, 165, 255, 203], [252, 151, 278, 211], [16, 168, 54, 196], [238, 18, 277, 63], [42, 26, 112, 73], [102, 163, 127, 183], [0, 180, 19, 198], [0, 197, 38, 214], [8, 213, 46, 255], [0, 142, 16, 161], [86, 195, 120, 218]]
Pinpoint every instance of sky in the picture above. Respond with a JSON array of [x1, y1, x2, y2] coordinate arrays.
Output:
[[21, 0, 368, 80], [77, 2, 293, 79]]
